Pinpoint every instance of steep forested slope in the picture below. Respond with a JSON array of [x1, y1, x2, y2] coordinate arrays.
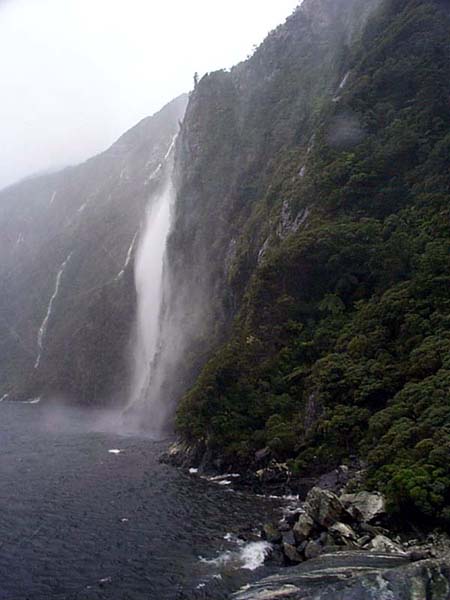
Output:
[[0, 95, 186, 404], [173, 0, 450, 527], [1, 0, 448, 529]]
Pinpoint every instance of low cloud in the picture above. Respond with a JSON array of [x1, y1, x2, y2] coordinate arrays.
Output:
[[0, 0, 299, 190]]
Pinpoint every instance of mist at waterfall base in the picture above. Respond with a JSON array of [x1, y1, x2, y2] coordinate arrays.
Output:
[[0, 400, 287, 599]]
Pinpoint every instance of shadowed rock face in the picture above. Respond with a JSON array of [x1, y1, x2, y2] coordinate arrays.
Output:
[[0, 95, 187, 405], [233, 552, 450, 600]]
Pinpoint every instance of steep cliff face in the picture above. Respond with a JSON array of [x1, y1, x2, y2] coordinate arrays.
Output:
[[0, 95, 187, 404], [161, 0, 383, 410], [171, 0, 450, 527]]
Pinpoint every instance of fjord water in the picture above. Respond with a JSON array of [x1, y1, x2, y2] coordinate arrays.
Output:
[[0, 402, 283, 600]]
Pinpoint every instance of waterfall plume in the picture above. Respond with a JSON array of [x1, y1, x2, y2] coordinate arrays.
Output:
[[124, 153, 176, 436]]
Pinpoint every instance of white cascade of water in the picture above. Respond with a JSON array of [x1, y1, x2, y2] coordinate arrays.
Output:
[[125, 172, 175, 433]]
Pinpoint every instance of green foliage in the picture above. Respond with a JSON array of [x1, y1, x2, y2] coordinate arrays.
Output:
[[176, 0, 450, 527]]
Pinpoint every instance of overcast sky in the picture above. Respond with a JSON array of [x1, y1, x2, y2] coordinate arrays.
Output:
[[0, 0, 299, 190]]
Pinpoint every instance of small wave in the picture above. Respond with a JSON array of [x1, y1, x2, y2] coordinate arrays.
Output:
[[208, 474, 240, 481], [240, 542, 272, 570], [200, 541, 271, 572], [224, 533, 244, 544], [0, 395, 40, 404], [256, 493, 299, 501], [200, 473, 241, 486], [108, 449, 124, 455]]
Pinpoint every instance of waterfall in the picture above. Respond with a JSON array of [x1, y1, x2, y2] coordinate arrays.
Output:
[[35, 252, 73, 369], [124, 163, 175, 436]]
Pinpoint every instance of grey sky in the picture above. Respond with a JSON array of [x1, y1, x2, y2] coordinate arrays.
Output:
[[0, 0, 299, 190]]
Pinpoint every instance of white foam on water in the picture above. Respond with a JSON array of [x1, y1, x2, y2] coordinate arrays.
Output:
[[240, 541, 272, 571], [199, 541, 271, 572], [199, 552, 233, 567], [224, 533, 244, 545], [206, 474, 240, 482], [189, 468, 199, 474], [24, 397, 41, 405]]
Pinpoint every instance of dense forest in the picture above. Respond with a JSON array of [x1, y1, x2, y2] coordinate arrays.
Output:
[[174, 0, 450, 528]]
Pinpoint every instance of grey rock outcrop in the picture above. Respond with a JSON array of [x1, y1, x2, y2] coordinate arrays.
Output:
[[304, 487, 349, 528], [233, 552, 450, 599], [368, 535, 407, 556], [261, 484, 442, 574], [340, 491, 386, 523], [293, 514, 315, 545]]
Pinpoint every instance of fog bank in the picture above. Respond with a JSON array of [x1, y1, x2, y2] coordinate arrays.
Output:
[[0, 0, 299, 190]]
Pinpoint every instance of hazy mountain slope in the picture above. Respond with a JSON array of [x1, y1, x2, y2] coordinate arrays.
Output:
[[0, 95, 187, 404], [171, 0, 450, 527]]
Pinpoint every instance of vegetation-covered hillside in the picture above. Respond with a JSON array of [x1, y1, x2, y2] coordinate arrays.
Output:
[[175, 0, 450, 527]]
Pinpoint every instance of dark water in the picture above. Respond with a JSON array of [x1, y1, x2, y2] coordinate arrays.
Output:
[[0, 402, 287, 600]]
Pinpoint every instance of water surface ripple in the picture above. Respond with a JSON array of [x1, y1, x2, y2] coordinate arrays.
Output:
[[0, 403, 283, 599]]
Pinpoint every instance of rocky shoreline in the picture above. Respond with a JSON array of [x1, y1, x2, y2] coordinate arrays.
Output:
[[262, 486, 437, 566], [163, 441, 450, 598]]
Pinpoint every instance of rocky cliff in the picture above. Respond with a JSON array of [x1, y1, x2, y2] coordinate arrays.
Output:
[[0, 95, 187, 405]]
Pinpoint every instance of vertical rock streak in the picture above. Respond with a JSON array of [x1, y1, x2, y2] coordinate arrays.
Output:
[[115, 232, 139, 281], [34, 252, 73, 369]]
